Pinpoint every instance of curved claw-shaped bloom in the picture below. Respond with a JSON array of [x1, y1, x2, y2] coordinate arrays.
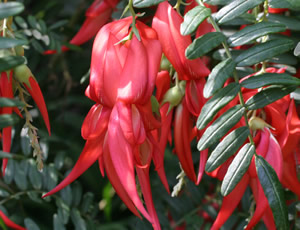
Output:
[[45, 18, 163, 230], [14, 65, 51, 135], [152, 1, 210, 80], [89, 17, 162, 107], [0, 71, 14, 174], [0, 210, 26, 230], [44, 0, 119, 54]]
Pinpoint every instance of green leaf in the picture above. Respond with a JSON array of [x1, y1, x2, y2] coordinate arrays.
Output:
[[222, 13, 256, 26], [235, 39, 294, 67], [213, 49, 242, 61], [0, 37, 27, 49], [203, 58, 236, 98], [203, 0, 233, 5], [0, 2, 24, 20], [53, 214, 66, 230], [24, 218, 40, 230], [0, 188, 9, 197], [197, 105, 245, 151], [71, 209, 87, 230], [44, 164, 58, 191], [215, 0, 264, 24], [56, 198, 70, 225], [245, 85, 296, 110], [206, 126, 250, 172], [197, 83, 240, 130], [60, 185, 73, 207], [81, 192, 94, 214], [0, 97, 24, 108], [269, 0, 300, 10], [241, 73, 300, 89], [221, 143, 255, 196], [255, 155, 289, 230], [49, 20, 68, 30], [181, 6, 211, 36], [0, 151, 13, 159], [4, 159, 14, 184], [294, 42, 300, 56], [228, 22, 286, 47], [186, 32, 226, 59], [268, 14, 300, 31], [0, 56, 25, 72], [72, 181, 83, 207], [14, 160, 28, 190], [133, 0, 165, 8], [28, 159, 42, 190], [0, 114, 20, 129]]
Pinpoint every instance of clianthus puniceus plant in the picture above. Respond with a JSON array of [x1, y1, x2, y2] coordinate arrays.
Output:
[[0, 0, 300, 229]]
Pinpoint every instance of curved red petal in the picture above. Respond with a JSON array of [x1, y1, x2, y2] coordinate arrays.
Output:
[[136, 167, 161, 230], [211, 174, 249, 230], [0, 210, 26, 230], [174, 103, 196, 182], [81, 104, 111, 140], [108, 105, 152, 222], [43, 136, 103, 197], [24, 77, 50, 135], [102, 139, 141, 218]]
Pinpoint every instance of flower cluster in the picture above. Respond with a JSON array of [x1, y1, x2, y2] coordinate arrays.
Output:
[[43, 0, 300, 229]]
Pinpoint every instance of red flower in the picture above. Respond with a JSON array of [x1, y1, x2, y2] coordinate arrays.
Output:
[[44, 0, 119, 54], [44, 17, 164, 230], [0, 210, 26, 230], [14, 65, 50, 135], [0, 71, 15, 174], [152, 1, 210, 80]]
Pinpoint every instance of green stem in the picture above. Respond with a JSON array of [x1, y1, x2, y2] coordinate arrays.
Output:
[[197, 0, 255, 147], [128, 0, 141, 41]]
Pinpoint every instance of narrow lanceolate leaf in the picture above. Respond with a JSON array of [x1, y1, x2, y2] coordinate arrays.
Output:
[[235, 39, 294, 67], [0, 114, 20, 129], [215, 0, 265, 24], [0, 151, 13, 159], [221, 143, 255, 196], [241, 73, 300, 89], [0, 56, 25, 72], [246, 86, 296, 110], [255, 155, 289, 230], [0, 97, 25, 108], [198, 105, 245, 151], [186, 32, 226, 59], [0, 2, 24, 19], [181, 6, 211, 36], [203, 58, 236, 98], [206, 126, 250, 172], [294, 42, 300, 56], [197, 83, 240, 130], [133, 0, 165, 8], [228, 22, 286, 47], [268, 14, 300, 31], [0, 37, 27, 49]]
